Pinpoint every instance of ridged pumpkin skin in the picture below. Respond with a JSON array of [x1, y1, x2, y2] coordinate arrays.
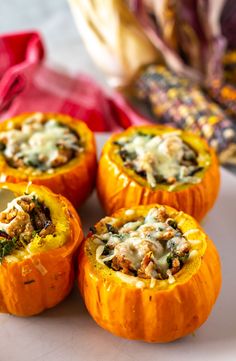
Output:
[[78, 204, 222, 343], [97, 125, 220, 221], [0, 183, 83, 316], [0, 113, 97, 209]]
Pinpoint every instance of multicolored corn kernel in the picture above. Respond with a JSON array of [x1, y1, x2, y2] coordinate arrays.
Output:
[[207, 80, 236, 118], [223, 51, 236, 85], [134, 65, 236, 164]]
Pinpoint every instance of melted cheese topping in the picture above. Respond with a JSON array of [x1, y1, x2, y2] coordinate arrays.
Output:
[[115, 132, 203, 188], [0, 113, 82, 173], [94, 206, 190, 281]]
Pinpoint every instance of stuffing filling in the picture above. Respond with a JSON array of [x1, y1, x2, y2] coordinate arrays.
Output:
[[0, 193, 55, 262], [114, 132, 204, 188], [93, 207, 190, 280], [0, 113, 83, 173]]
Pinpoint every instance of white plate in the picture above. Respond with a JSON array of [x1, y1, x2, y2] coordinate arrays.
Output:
[[0, 134, 236, 361]]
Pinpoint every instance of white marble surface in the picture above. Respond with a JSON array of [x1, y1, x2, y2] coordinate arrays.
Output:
[[0, 0, 106, 87]]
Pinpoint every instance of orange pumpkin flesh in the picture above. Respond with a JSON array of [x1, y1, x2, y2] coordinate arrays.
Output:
[[0, 113, 97, 209], [97, 125, 220, 221], [0, 182, 83, 316], [78, 204, 221, 343]]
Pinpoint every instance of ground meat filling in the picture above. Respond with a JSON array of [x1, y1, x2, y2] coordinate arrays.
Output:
[[93, 207, 190, 280], [0, 193, 55, 261], [0, 113, 83, 173], [114, 132, 204, 188]]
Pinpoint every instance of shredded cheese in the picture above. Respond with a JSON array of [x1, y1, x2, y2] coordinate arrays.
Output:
[[124, 209, 135, 216], [183, 229, 200, 237], [150, 277, 156, 288], [93, 207, 191, 283], [188, 239, 202, 245], [188, 250, 198, 260], [96, 245, 105, 264], [116, 272, 145, 288], [0, 114, 82, 172], [167, 270, 176, 284], [115, 132, 205, 188]]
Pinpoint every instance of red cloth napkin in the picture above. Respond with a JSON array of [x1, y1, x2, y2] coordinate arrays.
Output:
[[0, 31, 148, 131]]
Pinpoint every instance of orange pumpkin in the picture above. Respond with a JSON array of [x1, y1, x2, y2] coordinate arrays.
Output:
[[0, 182, 83, 316], [97, 125, 220, 220], [0, 112, 97, 208], [78, 204, 221, 343]]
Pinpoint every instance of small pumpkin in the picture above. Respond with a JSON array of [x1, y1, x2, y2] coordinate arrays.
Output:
[[0, 112, 97, 208], [78, 204, 221, 343], [0, 182, 83, 316], [97, 125, 220, 220]]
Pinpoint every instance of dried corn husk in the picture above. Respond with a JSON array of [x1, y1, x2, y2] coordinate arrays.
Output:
[[129, 0, 226, 84], [68, 0, 160, 87], [68, 0, 204, 86]]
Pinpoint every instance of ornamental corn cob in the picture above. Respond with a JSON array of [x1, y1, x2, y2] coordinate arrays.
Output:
[[134, 65, 236, 164]]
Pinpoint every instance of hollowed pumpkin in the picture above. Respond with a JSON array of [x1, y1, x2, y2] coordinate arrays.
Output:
[[0, 112, 97, 208], [0, 182, 83, 316], [78, 204, 221, 343], [97, 125, 220, 220]]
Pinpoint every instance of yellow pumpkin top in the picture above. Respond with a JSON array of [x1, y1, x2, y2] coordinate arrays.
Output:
[[107, 126, 212, 192], [0, 183, 70, 263], [85, 204, 207, 291]]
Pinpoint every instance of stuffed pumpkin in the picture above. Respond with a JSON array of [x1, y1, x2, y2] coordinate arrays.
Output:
[[97, 125, 220, 220], [0, 182, 83, 316], [78, 204, 221, 342], [0, 112, 97, 208]]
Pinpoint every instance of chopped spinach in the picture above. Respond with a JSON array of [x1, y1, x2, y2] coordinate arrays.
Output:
[[166, 219, 177, 229], [113, 140, 123, 146], [188, 166, 204, 176], [136, 169, 147, 178], [32, 195, 40, 208], [166, 254, 173, 268], [104, 260, 112, 268], [31, 230, 38, 238], [154, 174, 165, 183], [179, 252, 189, 264], [25, 158, 40, 168], [119, 149, 137, 161], [0, 237, 17, 262], [102, 245, 110, 256], [136, 131, 154, 139]]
